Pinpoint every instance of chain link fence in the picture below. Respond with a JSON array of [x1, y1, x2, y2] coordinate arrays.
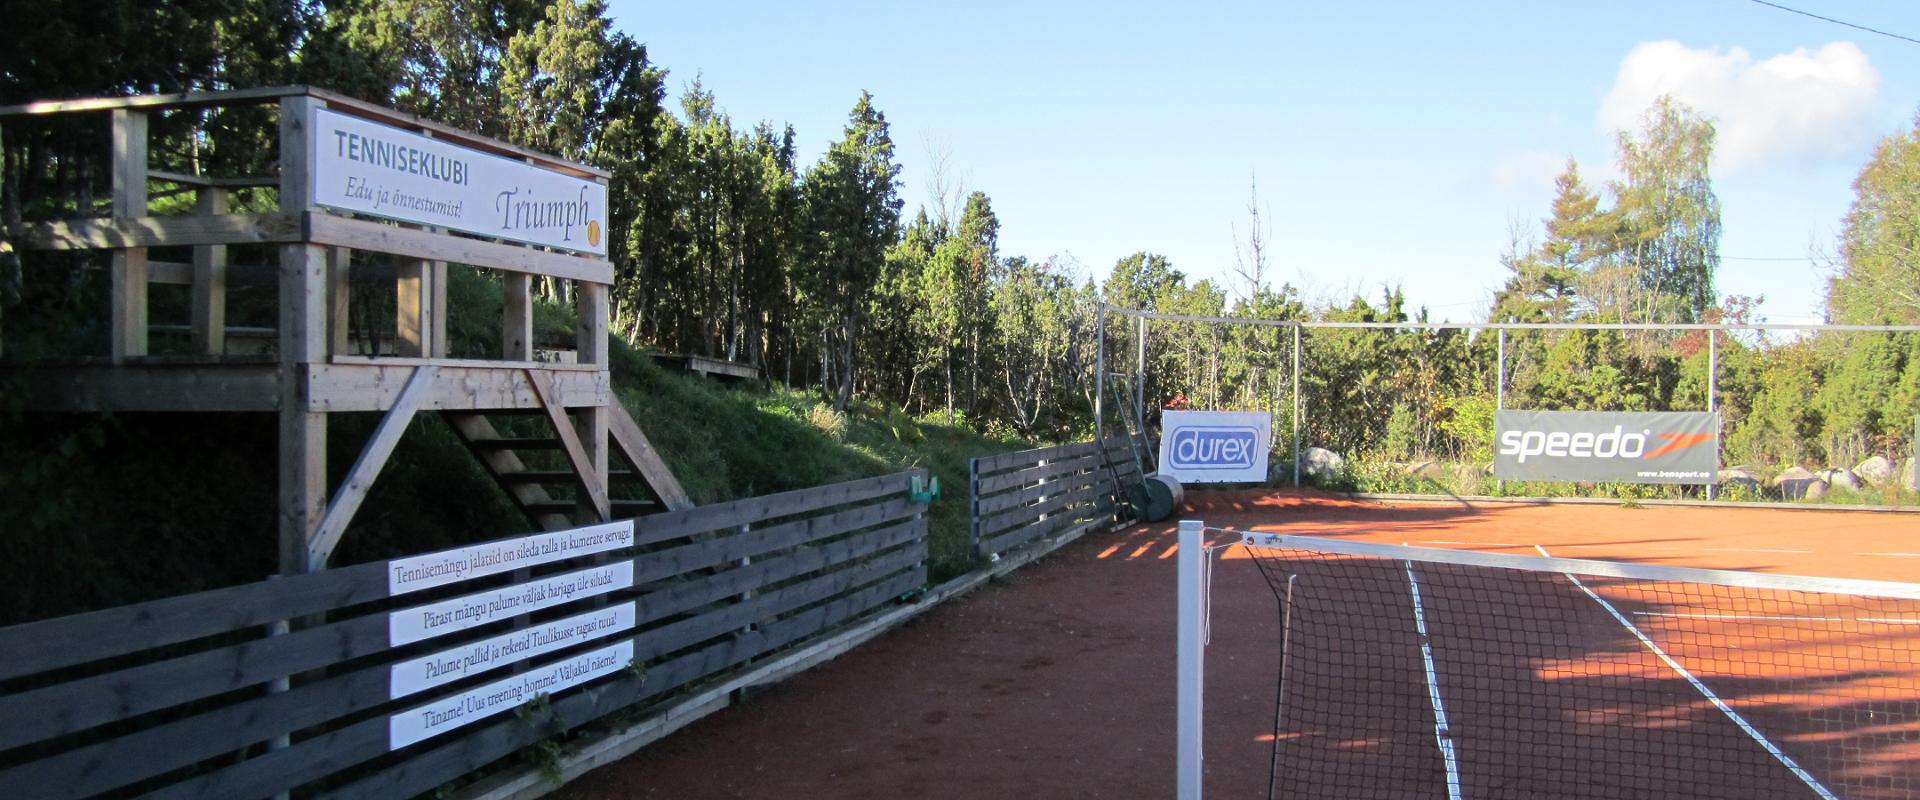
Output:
[[1098, 308, 1920, 506]]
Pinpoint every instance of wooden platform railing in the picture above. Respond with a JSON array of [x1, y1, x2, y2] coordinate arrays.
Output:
[[968, 437, 1141, 559], [0, 470, 929, 800]]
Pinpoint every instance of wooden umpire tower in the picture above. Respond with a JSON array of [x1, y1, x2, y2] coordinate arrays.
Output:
[[0, 87, 690, 577]]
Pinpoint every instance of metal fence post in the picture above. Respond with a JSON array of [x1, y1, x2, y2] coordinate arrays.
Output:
[[1708, 330, 1718, 501], [1095, 303, 1106, 445], [1137, 315, 1147, 435], [1497, 328, 1505, 495], [1292, 323, 1301, 488]]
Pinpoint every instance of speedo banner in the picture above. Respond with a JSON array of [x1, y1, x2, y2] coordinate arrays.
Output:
[[1157, 410, 1271, 483], [1494, 410, 1720, 485]]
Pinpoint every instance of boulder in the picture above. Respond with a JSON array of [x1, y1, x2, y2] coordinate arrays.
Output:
[[1716, 467, 1760, 495], [1298, 447, 1345, 480], [1772, 466, 1818, 500], [1804, 478, 1832, 501], [1854, 455, 1895, 487], [1406, 460, 1446, 481], [1816, 468, 1862, 492]]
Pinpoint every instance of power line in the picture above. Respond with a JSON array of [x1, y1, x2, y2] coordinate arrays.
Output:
[[1743, 0, 1920, 46]]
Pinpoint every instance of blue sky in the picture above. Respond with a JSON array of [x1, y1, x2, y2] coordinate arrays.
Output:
[[605, 1, 1920, 323]]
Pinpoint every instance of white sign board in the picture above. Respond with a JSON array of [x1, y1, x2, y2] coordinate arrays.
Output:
[[309, 107, 609, 256], [388, 561, 633, 646], [1157, 411, 1272, 483], [389, 601, 636, 699], [389, 639, 634, 750], [386, 520, 634, 596]]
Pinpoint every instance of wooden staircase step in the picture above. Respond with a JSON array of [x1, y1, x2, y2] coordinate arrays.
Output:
[[463, 437, 565, 451], [498, 469, 636, 484], [524, 499, 659, 517]]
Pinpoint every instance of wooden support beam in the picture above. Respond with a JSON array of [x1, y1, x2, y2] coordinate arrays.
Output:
[[191, 188, 229, 355], [327, 247, 350, 357], [304, 213, 612, 283], [110, 108, 149, 363], [396, 257, 428, 357], [431, 260, 449, 357], [503, 273, 533, 360], [278, 94, 327, 576], [527, 369, 611, 522], [608, 402, 693, 511], [307, 366, 437, 567], [6, 213, 304, 250], [304, 362, 606, 412]]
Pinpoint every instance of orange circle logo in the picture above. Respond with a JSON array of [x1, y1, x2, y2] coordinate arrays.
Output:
[[587, 220, 603, 248]]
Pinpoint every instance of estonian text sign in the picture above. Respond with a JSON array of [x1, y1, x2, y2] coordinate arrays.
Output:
[[309, 107, 609, 256], [387, 520, 633, 596], [389, 639, 634, 749], [388, 601, 637, 700], [389, 561, 633, 647], [1157, 411, 1272, 483], [1494, 410, 1720, 485]]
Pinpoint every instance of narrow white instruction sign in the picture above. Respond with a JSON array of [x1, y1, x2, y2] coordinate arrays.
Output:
[[386, 520, 634, 596], [388, 561, 633, 647], [388, 601, 637, 699], [388, 639, 634, 750]]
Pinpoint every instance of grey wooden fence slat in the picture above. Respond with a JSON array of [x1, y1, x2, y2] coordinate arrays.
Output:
[[1, 527, 927, 800], [0, 513, 924, 752], [975, 467, 1103, 516], [973, 441, 1099, 474], [976, 473, 1102, 535], [627, 470, 919, 548], [981, 486, 1106, 554], [632, 519, 922, 632], [0, 558, 387, 682], [626, 496, 915, 587], [982, 496, 1103, 555], [0, 606, 386, 751], [2, 471, 927, 800], [975, 452, 1102, 495], [157, 564, 926, 800], [978, 479, 1103, 538], [315, 568, 925, 800]]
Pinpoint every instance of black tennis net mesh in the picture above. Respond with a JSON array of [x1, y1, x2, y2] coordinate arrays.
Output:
[[1228, 532, 1920, 800]]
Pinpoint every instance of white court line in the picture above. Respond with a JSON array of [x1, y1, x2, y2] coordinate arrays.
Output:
[[1633, 611, 1920, 625], [1701, 547, 1812, 554], [1536, 545, 1840, 800], [1858, 552, 1920, 558], [1421, 540, 1525, 547], [1403, 557, 1464, 800]]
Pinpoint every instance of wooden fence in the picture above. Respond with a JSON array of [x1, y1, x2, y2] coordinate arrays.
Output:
[[0, 470, 929, 800], [969, 437, 1141, 559]]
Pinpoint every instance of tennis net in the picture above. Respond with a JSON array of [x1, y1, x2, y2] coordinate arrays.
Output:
[[1175, 522, 1920, 800]]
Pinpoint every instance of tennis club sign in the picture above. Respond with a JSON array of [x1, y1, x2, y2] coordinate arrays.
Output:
[[309, 107, 609, 256], [1158, 411, 1271, 483], [1494, 410, 1720, 485]]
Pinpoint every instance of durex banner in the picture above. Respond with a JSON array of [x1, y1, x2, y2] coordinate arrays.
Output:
[[1157, 411, 1271, 483], [1494, 410, 1720, 485]]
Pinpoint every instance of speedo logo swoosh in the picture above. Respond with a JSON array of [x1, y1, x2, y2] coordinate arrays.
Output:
[[1498, 427, 1715, 463]]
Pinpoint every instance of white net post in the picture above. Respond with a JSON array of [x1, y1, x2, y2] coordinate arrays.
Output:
[[1178, 519, 1207, 800]]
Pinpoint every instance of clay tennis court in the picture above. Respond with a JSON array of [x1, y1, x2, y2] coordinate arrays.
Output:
[[556, 491, 1920, 799]]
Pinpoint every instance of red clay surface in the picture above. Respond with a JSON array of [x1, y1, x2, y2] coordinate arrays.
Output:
[[556, 491, 1919, 799]]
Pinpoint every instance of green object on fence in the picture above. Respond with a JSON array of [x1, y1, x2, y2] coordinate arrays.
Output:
[[910, 475, 940, 504]]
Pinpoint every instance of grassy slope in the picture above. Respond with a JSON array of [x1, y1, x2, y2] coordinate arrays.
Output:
[[608, 346, 1022, 581]]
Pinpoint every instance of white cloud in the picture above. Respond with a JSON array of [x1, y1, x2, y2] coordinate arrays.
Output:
[[1599, 40, 1883, 174], [1490, 150, 1569, 194]]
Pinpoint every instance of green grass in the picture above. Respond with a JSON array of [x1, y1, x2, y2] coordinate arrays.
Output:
[[610, 350, 1024, 581]]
